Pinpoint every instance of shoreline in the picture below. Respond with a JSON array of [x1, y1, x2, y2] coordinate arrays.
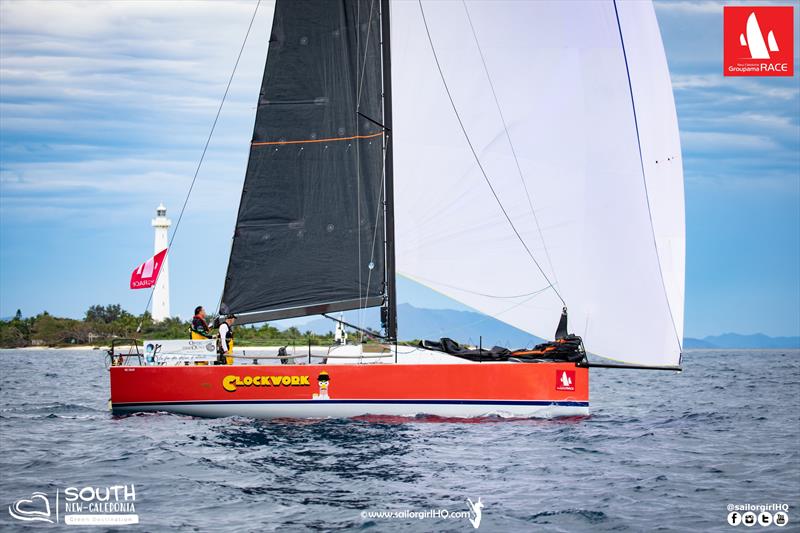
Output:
[[2, 346, 798, 352], [2, 345, 329, 351]]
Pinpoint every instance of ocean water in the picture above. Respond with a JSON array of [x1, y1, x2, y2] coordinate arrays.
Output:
[[0, 349, 798, 532]]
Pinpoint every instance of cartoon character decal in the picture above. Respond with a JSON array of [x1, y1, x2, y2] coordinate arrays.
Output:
[[313, 371, 330, 400]]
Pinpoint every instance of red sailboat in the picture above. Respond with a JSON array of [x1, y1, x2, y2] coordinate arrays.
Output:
[[110, 0, 684, 419]]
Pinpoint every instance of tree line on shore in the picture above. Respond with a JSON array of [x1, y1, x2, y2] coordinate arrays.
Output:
[[0, 304, 336, 348]]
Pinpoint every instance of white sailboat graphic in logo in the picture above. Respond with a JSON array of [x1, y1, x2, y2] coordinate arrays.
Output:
[[560, 371, 572, 389], [740, 12, 779, 59]]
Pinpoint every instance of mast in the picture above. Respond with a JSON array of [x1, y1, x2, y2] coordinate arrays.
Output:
[[380, 0, 397, 341]]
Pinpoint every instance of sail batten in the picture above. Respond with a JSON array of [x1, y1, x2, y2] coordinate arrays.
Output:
[[231, 295, 384, 324]]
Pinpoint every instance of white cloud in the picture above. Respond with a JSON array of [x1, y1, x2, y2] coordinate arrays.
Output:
[[0, 0, 274, 230], [654, 0, 798, 15], [0, 1, 266, 40], [671, 74, 800, 100], [670, 74, 720, 90], [681, 130, 780, 151], [684, 168, 800, 192], [725, 112, 797, 130], [653, 1, 722, 15]]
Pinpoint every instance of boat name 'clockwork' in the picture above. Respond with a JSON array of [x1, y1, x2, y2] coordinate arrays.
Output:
[[223, 375, 311, 392]]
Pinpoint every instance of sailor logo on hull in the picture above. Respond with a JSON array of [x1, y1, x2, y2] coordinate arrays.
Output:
[[222, 375, 310, 392], [313, 371, 330, 400], [556, 370, 575, 391]]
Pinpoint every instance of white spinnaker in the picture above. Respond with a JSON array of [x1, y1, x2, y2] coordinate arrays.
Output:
[[615, 1, 686, 354], [391, 0, 685, 366]]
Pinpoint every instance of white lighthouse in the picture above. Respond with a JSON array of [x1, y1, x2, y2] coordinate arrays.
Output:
[[151, 203, 171, 321]]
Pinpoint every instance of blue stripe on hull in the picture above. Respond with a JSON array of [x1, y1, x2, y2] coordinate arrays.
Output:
[[114, 399, 590, 408]]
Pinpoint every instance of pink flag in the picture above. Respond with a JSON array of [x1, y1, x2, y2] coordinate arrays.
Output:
[[130, 248, 167, 289]]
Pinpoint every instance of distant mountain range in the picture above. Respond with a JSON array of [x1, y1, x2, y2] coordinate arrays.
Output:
[[683, 333, 800, 349], [301, 304, 799, 349]]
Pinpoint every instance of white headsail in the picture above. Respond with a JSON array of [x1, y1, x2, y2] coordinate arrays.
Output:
[[392, 0, 685, 366]]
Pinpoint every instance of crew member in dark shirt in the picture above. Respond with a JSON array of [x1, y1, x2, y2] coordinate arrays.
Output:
[[190, 306, 212, 339]]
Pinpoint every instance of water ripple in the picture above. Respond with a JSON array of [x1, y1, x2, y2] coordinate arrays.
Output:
[[0, 349, 797, 532]]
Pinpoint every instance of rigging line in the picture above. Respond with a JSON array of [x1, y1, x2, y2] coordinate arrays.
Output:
[[357, 106, 388, 336], [414, 289, 547, 343], [417, 0, 566, 308], [461, 0, 559, 287], [214, 233, 235, 317], [357, 111, 388, 131], [356, 0, 377, 111], [407, 274, 552, 300], [358, 0, 385, 337], [612, 0, 682, 352], [137, 0, 262, 332], [356, 0, 363, 333], [360, 134, 388, 338]]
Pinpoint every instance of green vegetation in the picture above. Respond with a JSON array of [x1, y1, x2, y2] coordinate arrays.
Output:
[[0, 305, 335, 348]]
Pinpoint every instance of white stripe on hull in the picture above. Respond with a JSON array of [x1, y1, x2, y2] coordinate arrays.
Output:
[[113, 401, 589, 419]]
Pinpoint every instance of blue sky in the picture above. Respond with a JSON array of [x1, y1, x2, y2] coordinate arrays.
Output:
[[0, 0, 798, 338]]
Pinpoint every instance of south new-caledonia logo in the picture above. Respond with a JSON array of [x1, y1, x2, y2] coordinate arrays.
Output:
[[724, 6, 794, 76], [8, 485, 138, 526]]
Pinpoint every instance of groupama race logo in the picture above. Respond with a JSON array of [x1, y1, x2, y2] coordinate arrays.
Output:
[[556, 370, 575, 391], [724, 6, 794, 76]]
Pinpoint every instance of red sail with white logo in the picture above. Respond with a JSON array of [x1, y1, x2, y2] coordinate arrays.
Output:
[[130, 248, 167, 290]]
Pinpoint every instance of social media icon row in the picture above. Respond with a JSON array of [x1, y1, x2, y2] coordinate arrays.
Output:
[[728, 511, 789, 527]]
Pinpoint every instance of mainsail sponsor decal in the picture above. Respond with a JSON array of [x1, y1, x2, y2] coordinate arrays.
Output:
[[222, 375, 311, 392]]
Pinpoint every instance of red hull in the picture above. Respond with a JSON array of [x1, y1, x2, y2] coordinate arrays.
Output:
[[110, 362, 589, 419]]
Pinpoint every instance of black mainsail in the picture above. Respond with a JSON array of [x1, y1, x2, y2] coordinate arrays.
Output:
[[221, 0, 392, 329]]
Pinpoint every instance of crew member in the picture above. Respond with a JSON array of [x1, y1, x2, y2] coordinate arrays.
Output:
[[217, 314, 236, 365], [190, 306, 212, 339]]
